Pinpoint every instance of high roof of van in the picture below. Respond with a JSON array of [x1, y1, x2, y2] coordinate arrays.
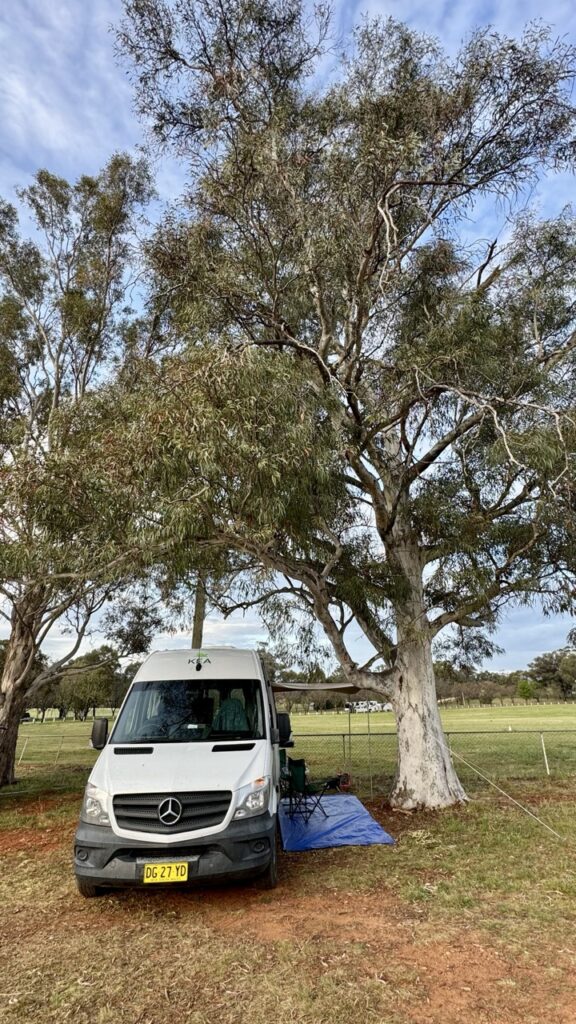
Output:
[[134, 647, 263, 682]]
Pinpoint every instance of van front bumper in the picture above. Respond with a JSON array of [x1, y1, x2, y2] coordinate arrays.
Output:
[[74, 813, 276, 888]]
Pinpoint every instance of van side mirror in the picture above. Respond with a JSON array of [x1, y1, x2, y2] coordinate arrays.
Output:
[[91, 718, 108, 750], [277, 712, 292, 747]]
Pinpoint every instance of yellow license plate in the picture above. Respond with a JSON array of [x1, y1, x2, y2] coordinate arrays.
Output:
[[143, 862, 189, 884]]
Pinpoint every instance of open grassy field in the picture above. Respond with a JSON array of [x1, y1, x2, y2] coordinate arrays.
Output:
[[289, 706, 576, 794], [1, 765, 576, 1023], [16, 703, 576, 751], [13, 704, 576, 799], [4, 708, 576, 1021], [292, 703, 576, 733]]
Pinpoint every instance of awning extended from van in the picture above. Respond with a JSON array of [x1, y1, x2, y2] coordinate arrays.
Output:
[[271, 680, 359, 694]]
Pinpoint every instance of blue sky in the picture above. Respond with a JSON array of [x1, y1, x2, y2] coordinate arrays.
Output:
[[0, 1, 575, 669]]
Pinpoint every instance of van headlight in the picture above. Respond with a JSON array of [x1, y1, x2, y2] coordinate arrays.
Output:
[[233, 778, 270, 819], [80, 783, 111, 826]]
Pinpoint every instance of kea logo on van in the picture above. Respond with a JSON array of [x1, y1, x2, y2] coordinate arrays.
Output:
[[189, 651, 211, 672]]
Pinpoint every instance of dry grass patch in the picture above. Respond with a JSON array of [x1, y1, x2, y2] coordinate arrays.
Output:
[[2, 777, 576, 1023]]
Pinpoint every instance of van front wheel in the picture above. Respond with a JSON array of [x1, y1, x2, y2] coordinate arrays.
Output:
[[76, 877, 103, 898], [259, 829, 278, 889]]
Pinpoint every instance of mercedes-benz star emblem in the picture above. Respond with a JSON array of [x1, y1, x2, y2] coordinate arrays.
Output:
[[158, 797, 183, 825]]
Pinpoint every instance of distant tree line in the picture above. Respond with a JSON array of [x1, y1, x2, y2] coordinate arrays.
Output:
[[12, 637, 576, 727], [10, 644, 141, 722], [434, 649, 576, 705], [259, 643, 576, 712]]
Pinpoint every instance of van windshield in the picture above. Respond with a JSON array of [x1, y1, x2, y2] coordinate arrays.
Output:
[[110, 679, 266, 744]]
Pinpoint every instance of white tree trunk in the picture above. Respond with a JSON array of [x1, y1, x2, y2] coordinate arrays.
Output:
[[389, 537, 467, 809], [391, 627, 467, 808]]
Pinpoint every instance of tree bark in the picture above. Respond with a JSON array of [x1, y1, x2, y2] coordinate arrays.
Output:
[[192, 576, 206, 648], [388, 536, 467, 809], [391, 624, 467, 808], [0, 605, 38, 786]]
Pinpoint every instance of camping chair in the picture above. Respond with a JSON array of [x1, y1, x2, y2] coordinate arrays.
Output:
[[285, 757, 343, 823], [279, 748, 291, 799]]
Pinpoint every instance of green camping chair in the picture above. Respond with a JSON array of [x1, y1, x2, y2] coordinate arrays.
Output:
[[279, 748, 290, 795], [285, 757, 342, 823]]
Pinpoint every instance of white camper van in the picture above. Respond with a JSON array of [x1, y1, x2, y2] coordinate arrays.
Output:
[[74, 648, 292, 897]]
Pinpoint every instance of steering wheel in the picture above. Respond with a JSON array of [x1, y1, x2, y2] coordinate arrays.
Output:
[[139, 717, 169, 739]]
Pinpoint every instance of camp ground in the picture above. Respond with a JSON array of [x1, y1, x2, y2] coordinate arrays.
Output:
[[3, 692, 576, 1024], [3, 1, 576, 1022]]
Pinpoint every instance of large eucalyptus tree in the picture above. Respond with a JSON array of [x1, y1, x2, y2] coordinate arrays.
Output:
[[116, 1, 576, 807]]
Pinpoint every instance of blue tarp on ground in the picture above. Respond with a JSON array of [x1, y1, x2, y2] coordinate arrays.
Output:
[[278, 794, 395, 852]]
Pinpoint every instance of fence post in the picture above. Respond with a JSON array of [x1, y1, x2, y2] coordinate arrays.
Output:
[[54, 733, 64, 765], [17, 737, 29, 766], [348, 711, 352, 767], [540, 733, 550, 776], [342, 733, 346, 767], [367, 710, 373, 799]]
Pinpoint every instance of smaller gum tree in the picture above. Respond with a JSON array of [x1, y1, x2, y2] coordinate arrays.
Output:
[[0, 155, 159, 787]]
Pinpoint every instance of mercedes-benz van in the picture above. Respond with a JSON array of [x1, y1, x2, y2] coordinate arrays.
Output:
[[73, 648, 291, 897]]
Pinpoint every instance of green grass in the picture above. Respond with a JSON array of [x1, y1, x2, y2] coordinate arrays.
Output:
[[4, 710, 576, 1022], [11, 704, 576, 800], [296, 784, 576, 938], [2, 777, 576, 1023], [291, 703, 576, 733], [291, 705, 576, 793]]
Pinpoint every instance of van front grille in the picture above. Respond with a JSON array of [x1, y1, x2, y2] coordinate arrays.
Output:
[[113, 791, 232, 834]]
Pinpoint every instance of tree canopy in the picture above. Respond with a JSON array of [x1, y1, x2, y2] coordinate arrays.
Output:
[[0, 155, 158, 785], [106, 2, 576, 807]]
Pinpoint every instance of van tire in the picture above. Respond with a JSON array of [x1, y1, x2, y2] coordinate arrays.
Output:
[[76, 878, 103, 898], [260, 828, 279, 889]]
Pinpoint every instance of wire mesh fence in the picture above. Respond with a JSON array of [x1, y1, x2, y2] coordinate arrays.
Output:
[[12, 724, 576, 797], [15, 727, 97, 769], [289, 729, 576, 796]]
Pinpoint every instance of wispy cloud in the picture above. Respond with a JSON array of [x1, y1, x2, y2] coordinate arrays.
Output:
[[486, 609, 574, 671], [150, 615, 268, 652], [0, 2, 129, 191], [339, 0, 576, 51], [0, 608, 268, 663]]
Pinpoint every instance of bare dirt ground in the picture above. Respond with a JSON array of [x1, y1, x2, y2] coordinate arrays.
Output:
[[1, 796, 575, 1024], [163, 881, 576, 1024]]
